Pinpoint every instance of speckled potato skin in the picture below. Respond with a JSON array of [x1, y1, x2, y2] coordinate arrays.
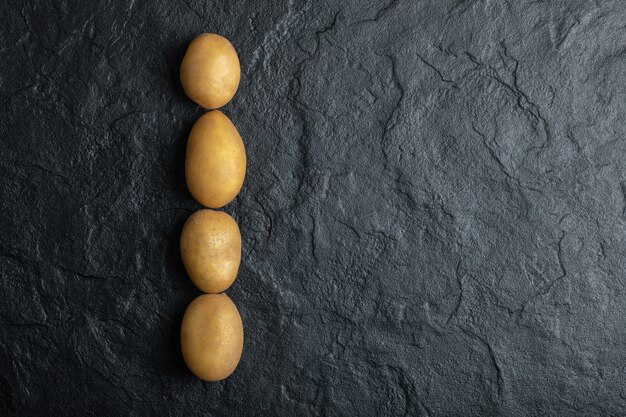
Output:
[[185, 110, 246, 208], [180, 33, 240, 109], [180, 209, 241, 293], [181, 294, 244, 382]]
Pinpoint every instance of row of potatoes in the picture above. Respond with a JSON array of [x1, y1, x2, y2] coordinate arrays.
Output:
[[178, 33, 246, 382]]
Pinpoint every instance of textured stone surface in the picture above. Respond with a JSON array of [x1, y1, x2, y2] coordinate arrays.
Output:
[[1, 0, 626, 415]]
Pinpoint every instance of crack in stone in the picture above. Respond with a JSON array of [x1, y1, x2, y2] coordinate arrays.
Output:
[[517, 230, 568, 322]]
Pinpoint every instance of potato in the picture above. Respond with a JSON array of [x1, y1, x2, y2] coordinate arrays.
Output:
[[180, 33, 240, 109], [181, 294, 244, 381], [180, 209, 241, 293], [185, 110, 246, 208]]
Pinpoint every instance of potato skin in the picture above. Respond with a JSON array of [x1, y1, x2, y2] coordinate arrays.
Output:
[[185, 110, 246, 208], [181, 294, 244, 381], [180, 209, 241, 293], [180, 33, 240, 109]]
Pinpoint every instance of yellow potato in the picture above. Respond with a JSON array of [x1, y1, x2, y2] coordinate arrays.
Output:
[[180, 209, 241, 293], [185, 110, 246, 208], [181, 294, 244, 381], [180, 33, 240, 109]]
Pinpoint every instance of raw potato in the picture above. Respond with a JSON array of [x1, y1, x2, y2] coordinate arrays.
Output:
[[185, 110, 246, 208], [180, 33, 240, 109], [181, 294, 244, 381], [180, 209, 241, 293]]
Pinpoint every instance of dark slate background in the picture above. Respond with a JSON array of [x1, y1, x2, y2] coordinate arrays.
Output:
[[1, 0, 625, 415]]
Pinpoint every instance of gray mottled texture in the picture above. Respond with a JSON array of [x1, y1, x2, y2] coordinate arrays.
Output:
[[1, 0, 625, 415]]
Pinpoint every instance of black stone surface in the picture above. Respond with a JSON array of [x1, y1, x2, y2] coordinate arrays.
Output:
[[1, 0, 625, 415]]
